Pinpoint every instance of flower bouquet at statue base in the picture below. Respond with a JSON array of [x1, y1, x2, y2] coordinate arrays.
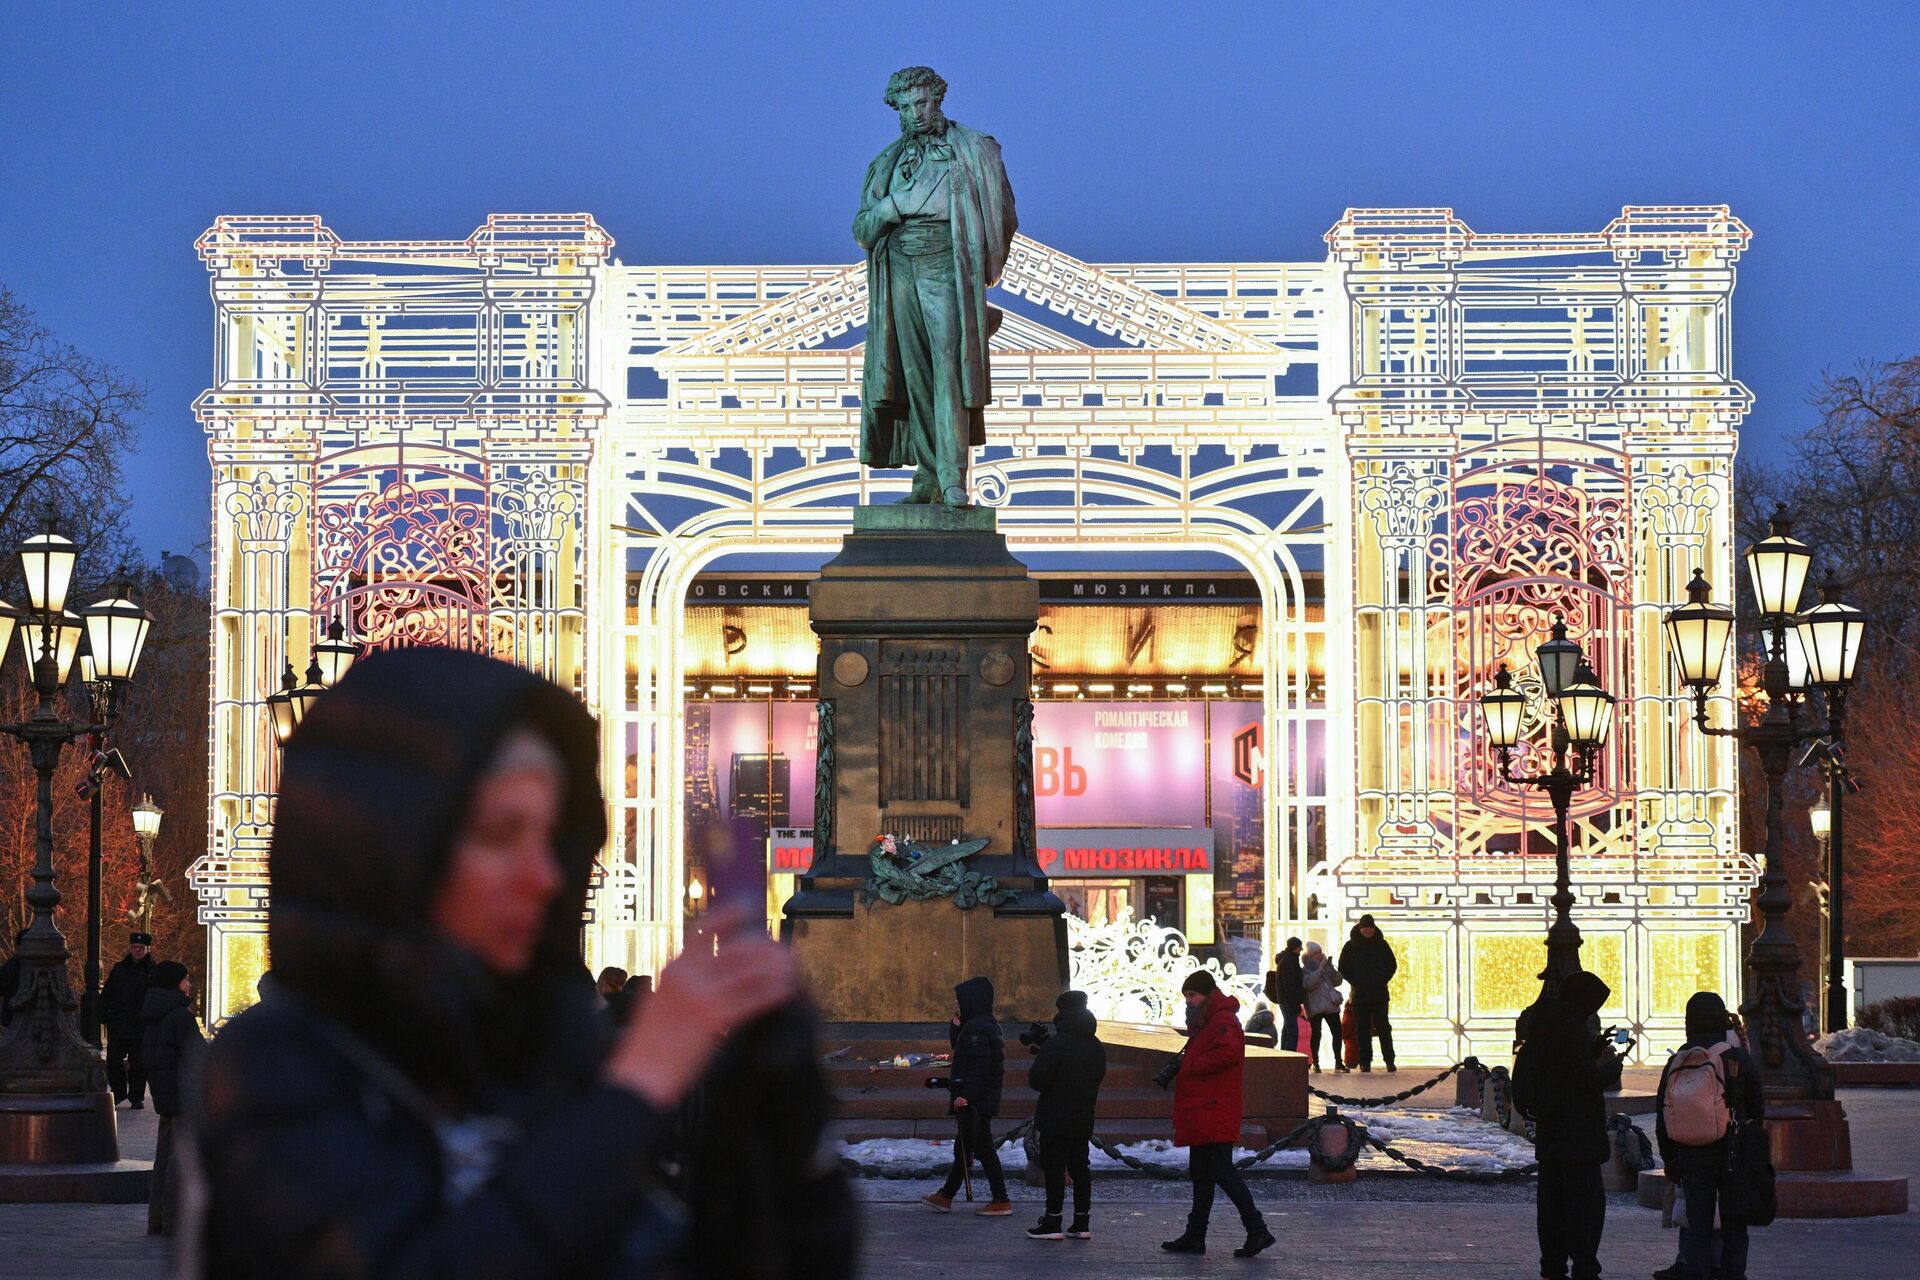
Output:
[[862, 833, 1013, 909]]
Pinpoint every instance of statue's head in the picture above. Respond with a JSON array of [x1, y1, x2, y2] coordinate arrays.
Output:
[[884, 65, 948, 137]]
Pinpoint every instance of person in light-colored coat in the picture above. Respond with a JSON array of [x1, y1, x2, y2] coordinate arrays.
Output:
[[1301, 942, 1345, 1072]]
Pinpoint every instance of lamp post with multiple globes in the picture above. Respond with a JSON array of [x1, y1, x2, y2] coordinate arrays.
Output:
[[0, 519, 152, 1164], [1663, 507, 1865, 1096], [267, 616, 359, 750], [1478, 616, 1617, 998]]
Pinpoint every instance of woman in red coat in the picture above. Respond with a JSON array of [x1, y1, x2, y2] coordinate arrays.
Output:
[[1162, 971, 1275, 1258]]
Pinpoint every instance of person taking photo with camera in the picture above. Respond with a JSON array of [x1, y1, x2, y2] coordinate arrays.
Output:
[[1024, 989, 1106, 1242], [921, 976, 1012, 1216]]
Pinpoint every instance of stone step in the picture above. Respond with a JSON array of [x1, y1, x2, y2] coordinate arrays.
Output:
[[0, 1161, 152, 1204], [1637, 1167, 1909, 1218], [1831, 1061, 1920, 1087]]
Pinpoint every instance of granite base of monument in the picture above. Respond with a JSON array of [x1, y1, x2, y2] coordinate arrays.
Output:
[[782, 504, 1068, 1024], [790, 898, 1066, 1024]]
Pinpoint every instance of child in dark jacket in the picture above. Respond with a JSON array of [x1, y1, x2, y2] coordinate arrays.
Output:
[[923, 976, 1011, 1216], [1025, 990, 1107, 1241]]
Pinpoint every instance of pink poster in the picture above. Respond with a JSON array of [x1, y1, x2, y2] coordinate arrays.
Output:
[[1032, 701, 1207, 830], [691, 701, 817, 830]]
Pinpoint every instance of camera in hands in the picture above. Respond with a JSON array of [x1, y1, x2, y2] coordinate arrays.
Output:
[[1018, 1021, 1052, 1052]]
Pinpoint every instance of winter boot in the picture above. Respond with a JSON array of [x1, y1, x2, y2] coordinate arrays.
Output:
[[976, 1200, 1014, 1217], [1234, 1223, 1277, 1258], [920, 1192, 952, 1213], [1161, 1233, 1206, 1254], [1067, 1214, 1092, 1240], [1025, 1215, 1064, 1241]]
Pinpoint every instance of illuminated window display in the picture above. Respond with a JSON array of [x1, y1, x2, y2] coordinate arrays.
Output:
[[192, 207, 1752, 1060]]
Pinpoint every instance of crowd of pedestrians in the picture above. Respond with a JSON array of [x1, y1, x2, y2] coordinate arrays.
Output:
[[68, 645, 1782, 1278]]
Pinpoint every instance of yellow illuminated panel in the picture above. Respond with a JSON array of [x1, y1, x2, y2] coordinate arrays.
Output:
[[1387, 932, 1447, 1019], [220, 932, 268, 1022], [1471, 934, 1546, 1017], [1470, 932, 1628, 1018], [1650, 932, 1724, 1018]]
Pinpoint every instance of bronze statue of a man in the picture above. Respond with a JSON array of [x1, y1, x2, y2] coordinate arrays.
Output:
[[853, 66, 1018, 506]]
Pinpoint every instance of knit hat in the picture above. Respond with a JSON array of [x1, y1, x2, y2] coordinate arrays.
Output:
[[1056, 989, 1089, 1012], [153, 960, 189, 991], [1357, 914, 1376, 929], [1181, 969, 1217, 996]]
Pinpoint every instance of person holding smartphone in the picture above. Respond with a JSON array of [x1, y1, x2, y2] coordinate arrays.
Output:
[[183, 648, 823, 1279]]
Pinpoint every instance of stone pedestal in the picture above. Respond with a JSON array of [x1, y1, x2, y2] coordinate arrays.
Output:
[[1635, 1095, 1909, 1218], [783, 505, 1067, 1024]]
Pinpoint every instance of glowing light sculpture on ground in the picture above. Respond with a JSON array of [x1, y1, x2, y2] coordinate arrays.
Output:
[[191, 206, 1754, 1060]]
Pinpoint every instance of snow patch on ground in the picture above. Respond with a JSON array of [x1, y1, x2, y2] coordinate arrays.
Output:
[[838, 1107, 1537, 1177], [1815, 1026, 1920, 1062]]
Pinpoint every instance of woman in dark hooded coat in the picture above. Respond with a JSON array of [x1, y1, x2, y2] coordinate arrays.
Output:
[[184, 647, 805, 1279]]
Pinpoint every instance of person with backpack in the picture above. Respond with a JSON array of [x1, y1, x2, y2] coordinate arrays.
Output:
[[1511, 971, 1623, 1280], [1656, 991, 1765, 1280], [1263, 937, 1304, 1052]]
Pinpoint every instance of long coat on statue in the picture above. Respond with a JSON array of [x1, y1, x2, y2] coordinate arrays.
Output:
[[852, 121, 1018, 470]]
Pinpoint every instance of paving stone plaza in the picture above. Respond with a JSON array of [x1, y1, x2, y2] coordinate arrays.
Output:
[[10, 1082, 1913, 1278]]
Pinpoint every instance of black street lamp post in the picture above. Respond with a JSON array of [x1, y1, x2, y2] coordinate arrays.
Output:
[[0, 522, 151, 1165], [1478, 616, 1617, 996], [1663, 510, 1865, 1098], [1809, 797, 1836, 1034], [76, 634, 133, 1049]]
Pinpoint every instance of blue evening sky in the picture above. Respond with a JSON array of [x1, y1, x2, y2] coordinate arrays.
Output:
[[2, 3, 1915, 561]]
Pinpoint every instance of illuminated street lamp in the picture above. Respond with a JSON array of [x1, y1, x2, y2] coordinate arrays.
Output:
[[1478, 616, 1615, 996], [129, 794, 167, 937], [313, 617, 358, 687], [1663, 507, 1866, 1093], [0, 515, 150, 1165], [269, 619, 361, 755], [266, 663, 303, 746]]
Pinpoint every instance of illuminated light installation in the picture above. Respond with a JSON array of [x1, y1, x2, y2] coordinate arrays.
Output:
[[192, 206, 1753, 1061]]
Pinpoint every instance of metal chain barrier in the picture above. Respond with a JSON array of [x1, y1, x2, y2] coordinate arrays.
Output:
[[835, 1057, 1553, 1183], [1359, 1131, 1540, 1183], [1084, 1114, 1330, 1180], [1305, 1056, 1482, 1108]]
